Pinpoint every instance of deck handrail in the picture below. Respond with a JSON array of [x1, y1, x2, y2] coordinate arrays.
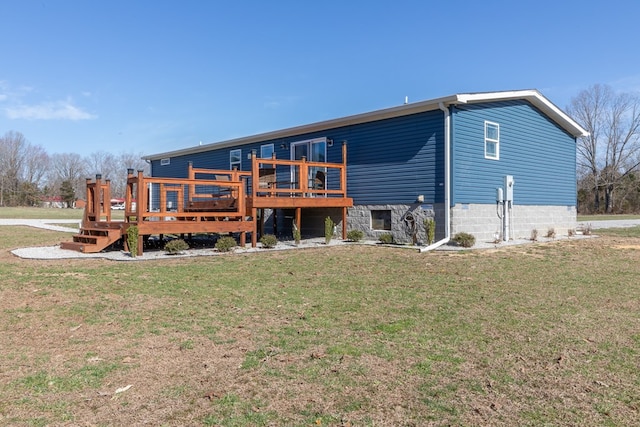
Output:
[[124, 169, 247, 224], [84, 174, 111, 225], [251, 141, 348, 199]]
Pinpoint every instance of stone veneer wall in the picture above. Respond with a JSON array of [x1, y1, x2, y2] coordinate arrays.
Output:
[[450, 203, 577, 242], [268, 203, 575, 245], [347, 204, 446, 244]]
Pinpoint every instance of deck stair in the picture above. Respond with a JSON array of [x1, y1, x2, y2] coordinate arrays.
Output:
[[60, 221, 127, 253], [60, 173, 128, 253]]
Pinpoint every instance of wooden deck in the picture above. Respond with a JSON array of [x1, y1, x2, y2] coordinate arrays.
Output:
[[61, 144, 352, 254]]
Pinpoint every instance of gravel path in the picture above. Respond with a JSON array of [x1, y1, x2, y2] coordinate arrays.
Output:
[[3, 217, 638, 261]]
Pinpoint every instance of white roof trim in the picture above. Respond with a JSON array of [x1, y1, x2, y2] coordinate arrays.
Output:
[[144, 90, 587, 160], [454, 90, 588, 137]]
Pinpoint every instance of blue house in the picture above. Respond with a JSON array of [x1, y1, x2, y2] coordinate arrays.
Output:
[[143, 90, 587, 246]]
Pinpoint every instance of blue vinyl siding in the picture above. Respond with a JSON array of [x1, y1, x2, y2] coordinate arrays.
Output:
[[345, 111, 444, 204], [451, 100, 576, 205], [152, 110, 445, 206]]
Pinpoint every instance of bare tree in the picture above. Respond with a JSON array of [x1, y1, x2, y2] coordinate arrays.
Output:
[[0, 131, 27, 206], [568, 84, 640, 213], [49, 153, 88, 202], [22, 143, 50, 187], [111, 152, 149, 198]]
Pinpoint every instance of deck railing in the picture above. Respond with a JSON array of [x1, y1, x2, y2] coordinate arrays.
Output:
[[84, 174, 112, 224], [250, 141, 348, 199], [124, 169, 248, 224]]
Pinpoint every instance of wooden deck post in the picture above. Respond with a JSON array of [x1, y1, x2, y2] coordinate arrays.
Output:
[[300, 156, 308, 196], [258, 208, 265, 237], [93, 174, 102, 222], [84, 178, 93, 223], [251, 152, 258, 199], [136, 170, 145, 256], [295, 207, 301, 235], [104, 179, 112, 222], [342, 207, 347, 239], [251, 208, 258, 247], [342, 141, 348, 238], [341, 141, 348, 197]]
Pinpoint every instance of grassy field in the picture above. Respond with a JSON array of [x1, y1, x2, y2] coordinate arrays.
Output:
[[0, 206, 125, 221], [577, 214, 640, 222], [1, 217, 640, 425], [0, 206, 85, 219]]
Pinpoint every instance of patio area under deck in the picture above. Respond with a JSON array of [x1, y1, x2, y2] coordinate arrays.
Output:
[[247, 143, 352, 247]]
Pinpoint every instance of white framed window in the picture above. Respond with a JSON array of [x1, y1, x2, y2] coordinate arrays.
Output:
[[260, 143, 274, 160], [160, 158, 170, 166], [230, 149, 242, 169], [485, 121, 499, 160]]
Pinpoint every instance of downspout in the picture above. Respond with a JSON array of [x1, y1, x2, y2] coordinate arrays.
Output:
[[420, 102, 451, 252]]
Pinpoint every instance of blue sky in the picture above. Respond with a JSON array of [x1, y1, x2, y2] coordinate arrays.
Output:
[[1, 0, 639, 157]]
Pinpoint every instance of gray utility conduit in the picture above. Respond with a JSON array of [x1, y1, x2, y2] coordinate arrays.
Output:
[[420, 102, 451, 252]]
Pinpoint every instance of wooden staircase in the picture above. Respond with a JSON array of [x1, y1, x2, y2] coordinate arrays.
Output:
[[60, 221, 127, 253], [60, 174, 128, 253]]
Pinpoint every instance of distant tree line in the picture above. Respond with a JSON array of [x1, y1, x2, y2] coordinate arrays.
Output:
[[0, 130, 149, 207], [4, 84, 640, 213], [569, 84, 640, 214]]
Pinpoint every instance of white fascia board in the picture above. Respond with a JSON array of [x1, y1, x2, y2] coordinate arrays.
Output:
[[455, 90, 589, 137]]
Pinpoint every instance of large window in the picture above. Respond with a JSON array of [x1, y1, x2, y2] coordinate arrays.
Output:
[[230, 149, 242, 170], [484, 121, 500, 160], [371, 210, 391, 230], [291, 137, 327, 189], [260, 144, 274, 160]]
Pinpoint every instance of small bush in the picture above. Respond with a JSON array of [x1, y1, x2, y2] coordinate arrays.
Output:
[[260, 234, 278, 249], [424, 218, 436, 245], [324, 216, 335, 244], [292, 222, 301, 245], [452, 232, 475, 248], [546, 228, 556, 238], [126, 225, 139, 257], [568, 228, 575, 237], [164, 239, 189, 254], [530, 229, 538, 241], [582, 223, 593, 236], [215, 236, 237, 252], [346, 229, 364, 242], [379, 233, 394, 244]]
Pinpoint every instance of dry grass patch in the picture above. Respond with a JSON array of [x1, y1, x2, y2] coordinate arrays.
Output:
[[1, 226, 640, 425]]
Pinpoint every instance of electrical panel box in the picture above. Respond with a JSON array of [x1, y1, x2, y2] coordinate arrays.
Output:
[[504, 175, 514, 202], [496, 187, 503, 203]]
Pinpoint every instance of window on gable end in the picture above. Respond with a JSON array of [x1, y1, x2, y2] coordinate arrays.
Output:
[[484, 121, 499, 160]]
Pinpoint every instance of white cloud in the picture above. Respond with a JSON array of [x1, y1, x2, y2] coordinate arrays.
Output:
[[5, 99, 97, 120], [263, 95, 299, 109]]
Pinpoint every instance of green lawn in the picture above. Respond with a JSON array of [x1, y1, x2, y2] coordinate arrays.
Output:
[[0, 206, 124, 220], [578, 214, 640, 222], [0, 206, 85, 219], [1, 223, 640, 425]]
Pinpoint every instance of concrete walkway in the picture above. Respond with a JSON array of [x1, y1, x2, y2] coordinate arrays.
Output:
[[3, 217, 640, 261], [578, 219, 640, 229], [0, 218, 80, 233]]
